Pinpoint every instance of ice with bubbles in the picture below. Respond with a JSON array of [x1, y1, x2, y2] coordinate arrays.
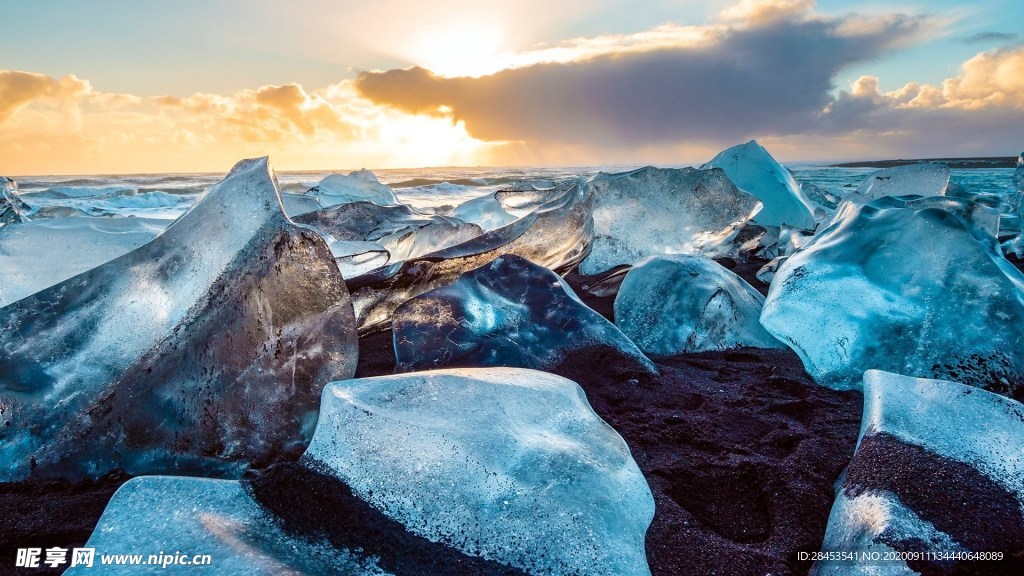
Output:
[[0, 157, 359, 479], [702, 140, 817, 230], [393, 255, 656, 373], [305, 169, 399, 208], [615, 255, 782, 355], [761, 195, 1024, 396], [813, 370, 1024, 576], [578, 166, 762, 275], [304, 368, 655, 576]]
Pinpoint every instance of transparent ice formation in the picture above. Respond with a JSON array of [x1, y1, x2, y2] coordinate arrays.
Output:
[[0, 217, 166, 307], [393, 255, 657, 373], [67, 477, 387, 576], [0, 157, 359, 479], [813, 370, 1024, 575], [305, 368, 655, 576], [614, 255, 783, 355], [702, 140, 817, 230], [578, 166, 762, 275], [295, 201, 482, 264], [305, 169, 399, 208], [761, 195, 1024, 395], [348, 182, 593, 333], [450, 192, 517, 231], [1, 176, 29, 227], [854, 162, 950, 200]]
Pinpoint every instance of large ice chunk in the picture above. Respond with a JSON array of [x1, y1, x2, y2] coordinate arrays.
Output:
[[578, 166, 762, 275], [450, 192, 517, 231], [305, 169, 398, 208], [348, 182, 593, 333], [854, 162, 950, 200], [0, 157, 359, 479], [813, 370, 1024, 575], [1, 176, 29, 227], [0, 217, 165, 307], [295, 201, 482, 264], [761, 195, 1024, 396], [393, 255, 657, 373], [614, 255, 783, 355], [20, 184, 198, 220], [66, 477, 383, 575], [305, 368, 655, 576], [702, 140, 817, 230]]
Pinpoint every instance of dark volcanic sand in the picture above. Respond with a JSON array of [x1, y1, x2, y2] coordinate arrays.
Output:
[[0, 257, 862, 576], [0, 470, 131, 575]]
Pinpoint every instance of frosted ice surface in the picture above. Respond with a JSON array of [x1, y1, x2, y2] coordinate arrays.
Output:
[[578, 166, 762, 275], [67, 477, 387, 575], [450, 192, 517, 231], [0, 157, 359, 479], [348, 182, 593, 333], [1, 177, 29, 227], [702, 140, 817, 230], [0, 217, 165, 307], [393, 255, 657, 373], [614, 255, 783, 355], [306, 169, 399, 208], [305, 368, 655, 576], [813, 370, 1024, 575], [295, 201, 482, 264], [761, 195, 1024, 395], [855, 162, 950, 200]]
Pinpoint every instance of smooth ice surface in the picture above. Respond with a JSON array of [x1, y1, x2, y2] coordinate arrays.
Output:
[[393, 255, 657, 373], [615, 255, 783, 355], [814, 371, 1024, 575], [0, 157, 359, 479], [305, 368, 655, 576], [295, 201, 482, 264], [855, 163, 950, 200], [450, 192, 517, 231], [761, 195, 1024, 394], [578, 166, 761, 275], [1, 177, 29, 227], [348, 182, 593, 333], [69, 477, 386, 575], [702, 140, 817, 230], [0, 217, 165, 307], [306, 169, 399, 208]]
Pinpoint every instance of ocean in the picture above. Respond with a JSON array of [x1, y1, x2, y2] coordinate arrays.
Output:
[[8, 163, 1016, 222]]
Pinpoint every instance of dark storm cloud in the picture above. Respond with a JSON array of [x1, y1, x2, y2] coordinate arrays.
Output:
[[354, 14, 929, 147]]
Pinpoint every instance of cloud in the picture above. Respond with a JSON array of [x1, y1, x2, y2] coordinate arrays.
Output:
[[0, 70, 90, 123], [0, 74, 494, 174], [806, 45, 1024, 159], [355, 9, 932, 148], [963, 32, 1019, 45]]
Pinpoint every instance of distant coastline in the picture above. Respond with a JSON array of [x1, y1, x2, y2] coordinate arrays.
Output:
[[831, 157, 1016, 169]]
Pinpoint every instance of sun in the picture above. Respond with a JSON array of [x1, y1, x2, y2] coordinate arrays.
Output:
[[409, 22, 505, 78]]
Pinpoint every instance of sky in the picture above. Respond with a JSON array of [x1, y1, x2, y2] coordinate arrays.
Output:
[[0, 0, 1021, 174]]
